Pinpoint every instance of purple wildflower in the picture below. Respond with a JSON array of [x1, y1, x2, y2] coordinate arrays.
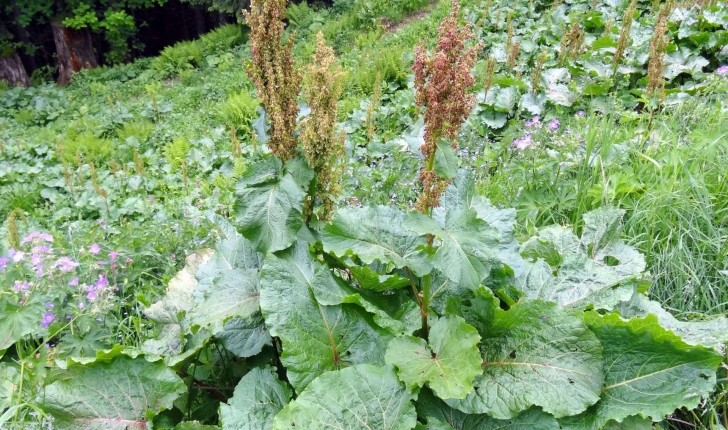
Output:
[[513, 134, 534, 150], [31, 254, 43, 265], [170, 253, 176, 259], [577, 110, 585, 117], [109, 251, 119, 261], [125, 258, 133, 265], [525, 116, 541, 128], [40, 312, 55, 328], [0, 257, 9, 271], [78, 302, 85, 310], [22, 232, 53, 244], [12, 251, 25, 263], [45, 302, 55, 308], [94, 274, 109, 290], [13, 281, 30, 291], [89, 244, 101, 255], [548, 119, 560, 131], [87, 290, 98, 301], [96, 318, 103, 323], [55, 256, 79, 272], [32, 246, 51, 254], [69, 277, 79, 286], [717, 65, 728, 75]]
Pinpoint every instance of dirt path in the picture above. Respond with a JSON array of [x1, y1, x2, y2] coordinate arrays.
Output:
[[381, 0, 440, 34]]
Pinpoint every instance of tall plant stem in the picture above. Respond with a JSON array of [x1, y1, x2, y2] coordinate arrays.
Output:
[[421, 273, 431, 341]]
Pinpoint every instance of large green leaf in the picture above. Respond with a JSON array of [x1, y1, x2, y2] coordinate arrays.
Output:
[[348, 265, 411, 291], [42, 355, 186, 429], [322, 205, 431, 275], [188, 268, 261, 334], [260, 243, 392, 392], [616, 293, 728, 352], [235, 173, 305, 253], [517, 207, 646, 309], [0, 301, 44, 355], [220, 366, 292, 430], [415, 387, 559, 430], [434, 141, 459, 179], [217, 313, 271, 358], [272, 364, 417, 430], [385, 316, 481, 399], [559, 312, 723, 429], [407, 210, 500, 292], [447, 300, 603, 419], [433, 170, 526, 277]]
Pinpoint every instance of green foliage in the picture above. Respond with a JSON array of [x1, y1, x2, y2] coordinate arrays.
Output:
[[154, 40, 203, 77], [163, 136, 191, 168], [2, 0, 728, 428], [218, 91, 259, 135], [99, 9, 137, 65], [200, 24, 246, 53], [351, 46, 410, 94]]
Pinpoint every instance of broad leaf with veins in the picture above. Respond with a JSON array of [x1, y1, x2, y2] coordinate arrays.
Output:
[[447, 300, 603, 419], [42, 355, 186, 429], [260, 242, 392, 392]]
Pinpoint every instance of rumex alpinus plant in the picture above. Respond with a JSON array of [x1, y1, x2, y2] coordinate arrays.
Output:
[[244, 0, 301, 161], [300, 32, 346, 222], [11, 1, 728, 429], [647, 17, 669, 97], [413, 0, 480, 213], [613, 0, 638, 76]]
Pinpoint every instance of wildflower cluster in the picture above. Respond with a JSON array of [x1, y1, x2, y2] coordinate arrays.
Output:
[[512, 116, 561, 150], [243, 0, 301, 161], [413, 0, 480, 212], [300, 32, 346, 221], [1, 231, 128, 337]]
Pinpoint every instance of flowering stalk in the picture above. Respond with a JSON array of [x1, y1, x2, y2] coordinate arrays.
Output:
[[483, 56, 495, 98], [243, 0, 301, 161], [365, 72, 382, 143], [413, 0, 480, 214], [300, 32, 346, 222], [646, 17, 669, 98], [613, 0, 638, 77], [508, 40, 521, 72], [412, 0, 480, 339], [531, 50, 547, 95]]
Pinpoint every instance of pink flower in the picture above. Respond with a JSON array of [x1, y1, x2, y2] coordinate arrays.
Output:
[[109, 251, 119, 261], [717, 65, 728, 75], [0, 257, 10, 271], [69, 277, 79, 286], [512, 134, 533, 150], [55, 257, 79, 272], [89, 244, 101, 255]]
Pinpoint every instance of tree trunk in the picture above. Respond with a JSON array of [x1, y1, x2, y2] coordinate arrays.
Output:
[[51, 21, 98, 86], [11, 0, 37, 72], [195, 6, 206, 36], [0, 52, 31, 87]]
